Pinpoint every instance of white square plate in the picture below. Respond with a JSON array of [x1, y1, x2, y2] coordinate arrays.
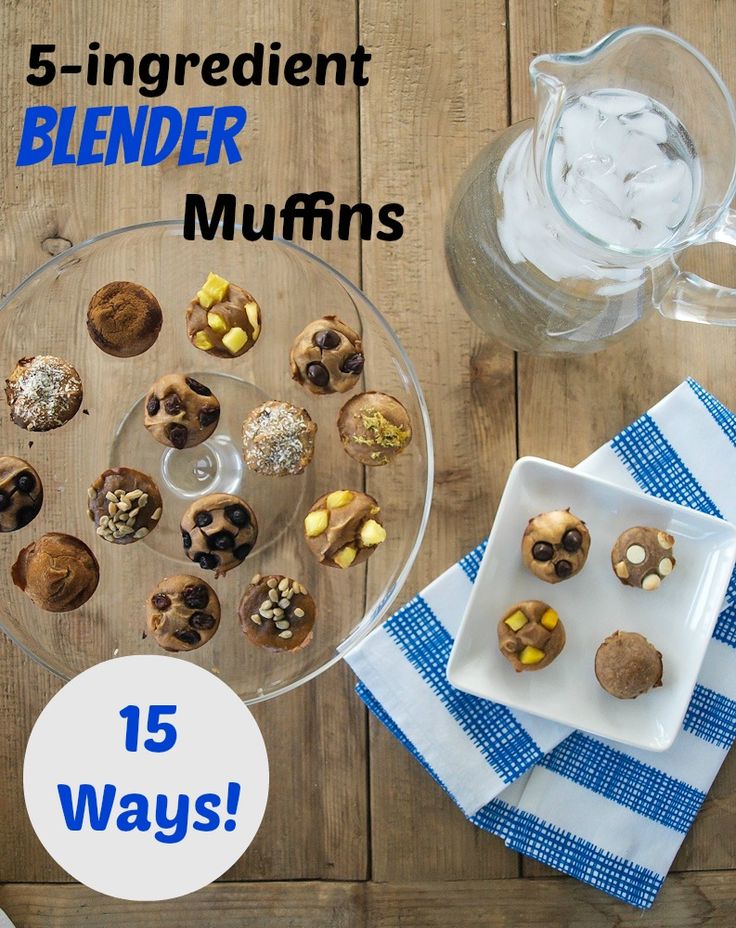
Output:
[[447, 457, 736, 751]]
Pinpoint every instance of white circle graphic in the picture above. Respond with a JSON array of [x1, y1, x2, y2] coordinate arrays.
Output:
[[24, 656, 269, 900]]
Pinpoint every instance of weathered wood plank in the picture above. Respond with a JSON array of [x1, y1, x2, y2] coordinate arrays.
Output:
[[509, 0, 736, 877], [359, 0, 519, 880], [0, 0, 367, 882], [2, 872, 736, 927]]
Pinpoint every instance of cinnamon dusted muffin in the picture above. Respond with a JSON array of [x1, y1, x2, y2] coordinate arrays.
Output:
[[87, 281, 163, 357], [595, 631, 663, 699], [12, 532, 99, 612], [5, 356, 83, 431]]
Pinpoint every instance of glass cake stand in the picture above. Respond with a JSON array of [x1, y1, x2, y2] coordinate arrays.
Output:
[[0, 220, 433, 702]]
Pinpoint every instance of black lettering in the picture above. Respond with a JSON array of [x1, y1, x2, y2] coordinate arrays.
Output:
[[241, 203, 276, 240], [27, 44, 56, 86], [201, 53, 230, 86], [268, 42, 282, 85], [280, 191, 335, 240], [351, 46, 371, 86], [376, 203, 405, 241], [232, 44, 264, 85], [183, 193, 237, 241], [139, 52, 170, 98], [103, 52, 135, 88], [87, 42, 100, 85], [315, 52, 347, 86], [174, 53, 201, 85], [338, 202, 373, 240], [284, 53, 312, 86]]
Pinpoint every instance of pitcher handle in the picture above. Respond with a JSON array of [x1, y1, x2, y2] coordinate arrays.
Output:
[[658, 209, 736, 325]]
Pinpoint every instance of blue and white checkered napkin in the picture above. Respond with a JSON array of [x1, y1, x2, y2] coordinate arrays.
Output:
[[346, 378, 736, 909]]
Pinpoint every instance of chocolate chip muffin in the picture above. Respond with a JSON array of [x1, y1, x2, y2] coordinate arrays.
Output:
[[337, 391, 412, 465], [12, 532, 99, 612], [239, 574, 316, 652], [5, 356, 83, 431], [146, 575, 221, 652], [290, 315, 364, 395], [522, 509, 590, 582], [304, 489, 386, 568], [87, 281, 163, 357], [186, 273, 261, 358], [180, 493, 258, 576], [497, 600, 566, 672], [144, 373, 220, 449], [0, 456, 43, 532], [87, 467, 162, 545]]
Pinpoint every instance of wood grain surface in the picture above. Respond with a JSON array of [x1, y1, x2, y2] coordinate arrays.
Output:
[[1, 0, 736, 924]]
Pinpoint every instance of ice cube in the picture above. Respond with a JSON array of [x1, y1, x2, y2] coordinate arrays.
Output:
[[558, 101, 600, 167], [570, 170, 627, 218], [580, 92, 648, 117], [620, 110, 668, 144]]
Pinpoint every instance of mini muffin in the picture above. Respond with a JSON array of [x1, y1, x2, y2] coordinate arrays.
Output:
[[12, 532, 99, 612], [337, 391, 412, 466], [5, 356, 83, 431], [181, 493, 258, 576], [186, 272, 261, 358], [595, 631, 663, 699], [497, 600, 566, 672], [0, 456, 43, 532], [522, 508, 590, 582], [144, 373, 220, 449], [611, 527, 676, 591], [304, 489, 386, 568], [242, 400, 317, 475], [146, 575, 221, 652], [87, 281, 163, 357], [87, 467, 162, 545], [289, 315, 364, 395], [239, 573, 316, 652]]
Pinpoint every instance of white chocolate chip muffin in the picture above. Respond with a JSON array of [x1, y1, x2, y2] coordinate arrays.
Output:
[[611, 526, 676, 591]]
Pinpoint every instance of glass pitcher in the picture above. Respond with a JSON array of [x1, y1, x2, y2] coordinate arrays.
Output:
[[445, 25, 736, 355]]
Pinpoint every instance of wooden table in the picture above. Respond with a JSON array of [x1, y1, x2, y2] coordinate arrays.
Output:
[[2, 1, 736, 924]]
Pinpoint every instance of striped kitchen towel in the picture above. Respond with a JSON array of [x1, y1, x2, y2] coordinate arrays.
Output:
[[346, 378, 736, 909]]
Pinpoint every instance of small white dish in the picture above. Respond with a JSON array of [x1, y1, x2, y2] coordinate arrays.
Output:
[[447, 457, 736, 752]]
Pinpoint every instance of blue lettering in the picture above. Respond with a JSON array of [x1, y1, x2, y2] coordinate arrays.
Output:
[[116, 793, 152, 832], [192, 792, 221, 832], [57, 783, 116, 831], [179, 106, 213, 166], [154, 793, 189, 844], [52, 107, 76, 165], [141, 106, 181, 166], [78, 106, 112, 166], [207, 106, 247, 165], [16, 106, 58, 166], [106, 106, 149, 165]]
